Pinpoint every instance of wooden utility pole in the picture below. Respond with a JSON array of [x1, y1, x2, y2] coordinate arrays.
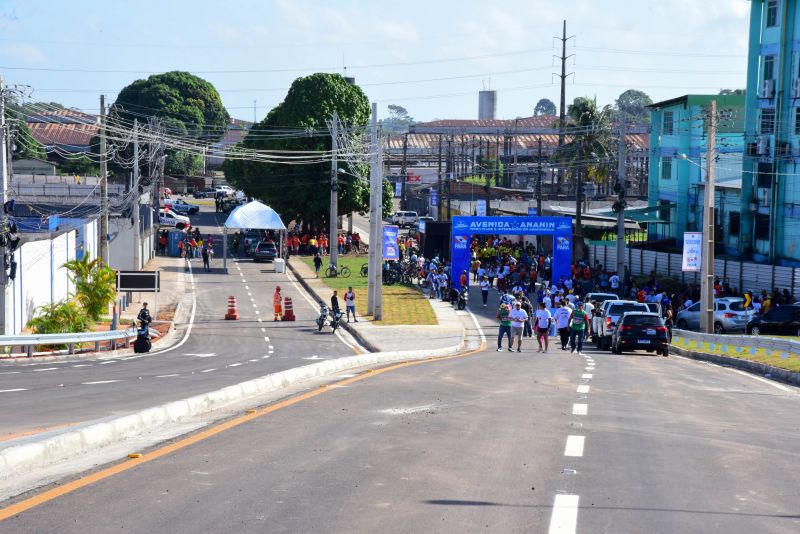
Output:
[[616, 120, 626, 278], [99, 95, 108, 265], [555, 20, 574, 194], [700, 101, 717, 334]]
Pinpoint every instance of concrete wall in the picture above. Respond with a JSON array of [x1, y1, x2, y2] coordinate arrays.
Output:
[[108, 215, 154, 271]]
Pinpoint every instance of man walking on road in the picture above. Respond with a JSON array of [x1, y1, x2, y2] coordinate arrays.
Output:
[[509, 301, 528, 352], [535, 302, 552, 353], [480, 276, 490, 307], [497, 303, 513, 352], [313, 254, 323, 277], [201, 246, 211, 272], [553, 301, 572, 350], [569, 301, 589, 355]]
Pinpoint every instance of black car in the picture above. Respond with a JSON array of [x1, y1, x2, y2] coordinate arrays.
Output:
[[746, 304, 800, 336], [611, 312, 669, 356], [253, 241, 278, 263], [193, 188, 215, 199]]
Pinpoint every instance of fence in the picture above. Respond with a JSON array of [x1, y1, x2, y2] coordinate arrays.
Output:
[[587, 242, 800, 295], [672, 328, 800, 358]]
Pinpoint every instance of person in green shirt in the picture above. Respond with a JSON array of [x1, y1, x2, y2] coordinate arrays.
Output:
[[569, 301, 590, 355], [497, 303, 513, 352]]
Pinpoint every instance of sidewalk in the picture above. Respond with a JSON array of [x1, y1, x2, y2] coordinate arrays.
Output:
[[288, 257, 468, 353]]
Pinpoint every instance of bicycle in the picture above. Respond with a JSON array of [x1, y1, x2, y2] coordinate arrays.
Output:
[[325, 264, 352, 278], [360, 263, 368, 277]]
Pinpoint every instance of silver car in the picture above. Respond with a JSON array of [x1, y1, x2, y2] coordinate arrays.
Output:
[[675, 297, 752, 334]]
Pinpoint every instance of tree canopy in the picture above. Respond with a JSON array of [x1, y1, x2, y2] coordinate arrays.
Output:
[[112, 71, 230, 176], [381, 104, 415, 133], [614, 89, 652, 125], [4, 103, 46, 160], [534, 98, 557, 116], [224, 73, 393, 229]]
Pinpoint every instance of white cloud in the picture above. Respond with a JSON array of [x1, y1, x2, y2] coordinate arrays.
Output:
[[0, 43, 46, 64]]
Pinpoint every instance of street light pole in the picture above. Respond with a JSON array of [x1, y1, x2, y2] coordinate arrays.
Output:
[[616, 120, 627, 278], [700, 101, 717, 334], [329, 111, 339, 269]]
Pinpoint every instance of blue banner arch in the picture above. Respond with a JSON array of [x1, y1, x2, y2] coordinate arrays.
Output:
[[450, 215, 573, 290]]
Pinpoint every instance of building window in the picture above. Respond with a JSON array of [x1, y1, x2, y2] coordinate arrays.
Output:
[[729, 212, 741, 236], [755, 213, 770, 236], [757, 163, 773, 188], [764, 55, 775, 80], [766, 0, 779, 27], [659, 200, 671, 223], [796, 108, 800, 135], [661, 157, 672, 180], [662, 111, 674, 135], [761, 108, 775, 134]]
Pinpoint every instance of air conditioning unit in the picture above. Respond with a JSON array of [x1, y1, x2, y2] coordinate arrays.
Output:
[[757, 135, 771, 155], [762, 79, 775, 99], [793, 78, 800, 98]]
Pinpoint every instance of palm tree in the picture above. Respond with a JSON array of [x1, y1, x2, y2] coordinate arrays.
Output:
[[553, 96, 614, 258], [63, 255, 117, 321]]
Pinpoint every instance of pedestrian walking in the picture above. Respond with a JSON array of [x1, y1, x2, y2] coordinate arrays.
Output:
[[569, 301, 589, 355], [509, 301, 528, 352], [521, 296, 533, 338], [497, 303, 513, 352], [534, 302, 552, 353], [480, 276, 490, 307], [345, 286, 358, 322], [553, 301, 572, 350], [273, 285, 283, 321], [201, 246, 211, 272], [313, 254, 323, 277]]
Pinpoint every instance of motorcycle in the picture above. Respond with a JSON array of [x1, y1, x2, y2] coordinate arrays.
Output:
[[316, 305, 329, 332], [330, 307, 343, 333], [132, 320, 151, 353], [457, 287, 469, 310]]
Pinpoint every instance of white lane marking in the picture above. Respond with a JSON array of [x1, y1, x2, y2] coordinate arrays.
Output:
[[229, 363, 243, 367], [200, 368, 217, 373], [247, 292, 252, 297], [564, 435, 585, 457], [72, 364, 92, 368], [99, 360, 116, 365], [249, 359, 259, 362], [33, 367, 59, 372], [245, 286, 249, 290], [252, 303, 257, 307], [465, 304, 487, 344], [731, 369, 792, 392], [548, 494, 579, 534], [82, 380, 122, 385], [0, 371, 21, 374], [184, 353, 216, 357], [303, 355, 325, 360], [0, 388, 27, 393], [260, 328, 266, 333], [338, 374, 357, 378], [155, 374, 180, 378], [145, 260, 197, 357], [264, 337, 270, 342], [257, 318, 263, 322], [242, 279, 247, 283], [254, 310, 260, 314], [268, 345, 274, 350], [572, 403, 588, 415], [585, 367, 594, 372], [582, 373, 593, 379], [261, 355, 270, 359], [576, 385, 590, 394]]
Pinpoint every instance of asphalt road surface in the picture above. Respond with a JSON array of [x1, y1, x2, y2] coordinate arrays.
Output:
[[3, 285, 798, 533], [0, 208, 359, 440]]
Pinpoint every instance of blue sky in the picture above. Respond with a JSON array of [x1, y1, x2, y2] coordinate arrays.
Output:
[[0, 0, 751, 122]]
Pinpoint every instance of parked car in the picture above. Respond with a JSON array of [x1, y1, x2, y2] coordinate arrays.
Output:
[[584, 292, 619, 306], [644, 302, 662, 316], [391, 211, 418, 228], [675, 297, 751, 334], [746, 304, 800, 337], [158, 208, 189, 228], [592, 300, 650, 350], [193, 188, 215, 199], [243, 229, 263, 250], [611, 312, 670, 357], [215, 185, 235, 197], [253, 241, 278, 263], [164, 199, 199, 215]]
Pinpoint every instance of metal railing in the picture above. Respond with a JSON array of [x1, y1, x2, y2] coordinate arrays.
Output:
[[1, 328, 139, 358], [672, 329, 800, 357]]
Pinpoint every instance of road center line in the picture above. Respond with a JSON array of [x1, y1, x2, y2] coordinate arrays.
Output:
[[0, 388, 27, 393], [32, 368, 59, 372], [548, 494, 579, 534], [564, 435, 585, 457], [155, 374, 180, 378], [81, 380, 122, 385], [581, 373, 593, 379], [200, 368, 216, 373], [576, 385, 590, 394], [572, 403, 588, 416]]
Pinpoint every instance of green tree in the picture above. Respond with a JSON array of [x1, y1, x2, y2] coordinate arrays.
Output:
[[614, 89, 653, 125], [28, 300, 91, 339], [381, 104, 414, 133], [534, 98, 557, 116], [224, 73, 392, 229], [112, 71, 230, 176], [63, 254, 117, 321], [59, 155, 99, 176], [4, 106, 46, 160], [553, 96, 614, 258]]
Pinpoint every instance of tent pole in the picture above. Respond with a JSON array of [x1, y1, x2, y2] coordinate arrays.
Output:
[[223, 228, 228, 273]]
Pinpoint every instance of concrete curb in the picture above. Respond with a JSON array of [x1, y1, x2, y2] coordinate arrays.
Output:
[[672, 345, 800, 386], [0, 342, 464, 481]]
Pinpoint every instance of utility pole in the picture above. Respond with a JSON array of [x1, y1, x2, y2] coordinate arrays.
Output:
[[446, 137, 452, 220], [437, 135, 443, 221], [253, 100, 257, 124], [0, 77, 7, 335], [329, 111, 339, 269], [554, 20, 574, 195], [367, 103, 381, 319], [700, 100, 717, 334], [513, 119, 519, 187], [99, 95, 108, 265], [616, 120, 626, 278], [400, 133, 408, 210], [133, 119, 140, 270]]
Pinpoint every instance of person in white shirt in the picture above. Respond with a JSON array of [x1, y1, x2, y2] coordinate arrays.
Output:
[[480, 276, 490, 307], [609, 272, 620, 294], [344, 286, 358, 322], [566, 292, 577, 305], [509, 301, 529, 352], [534, 302, 552, 353], [477, 266, 486, 281], [553, 301, 573, 350], [542, 294, 552, 310]]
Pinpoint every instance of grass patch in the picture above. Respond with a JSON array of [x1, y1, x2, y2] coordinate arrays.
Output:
[[302, 256, 436, 326], [671, 337, 800, 372]]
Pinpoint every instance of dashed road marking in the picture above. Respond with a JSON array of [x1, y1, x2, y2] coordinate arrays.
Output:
[[99, 361, 116, 365], [200, 368, 216, 373], [0, 371, 21, 375], [576, 385, 590, 394], [248, 359, 259, 362], [72, 364, 91, 368], [548, 494, 579, 534], [155, 374, 180, 378], [268, 345, 274, 350], [33, 368, 59, 372], [229, 363, 243, 367], [81, 380, 122, 385], [581, 373, 593, 379], [0, 388, 27, 393], [564, 435, 585, 457], [572, 403, 588, 415]]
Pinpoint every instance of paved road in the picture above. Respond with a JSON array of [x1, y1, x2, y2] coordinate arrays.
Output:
[[3, 287, 798, 533], [0, 208, 359, 440]]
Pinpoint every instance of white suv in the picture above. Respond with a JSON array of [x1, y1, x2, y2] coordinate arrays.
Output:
[[214, 185, 234, 197], [391, 211, 418, 228], [592, 300, 650, 350]]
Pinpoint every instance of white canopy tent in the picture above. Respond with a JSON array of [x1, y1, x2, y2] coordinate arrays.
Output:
[[222, 200, 287, 271]]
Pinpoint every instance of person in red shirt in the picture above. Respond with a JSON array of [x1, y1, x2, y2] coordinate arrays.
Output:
[[337, 234, 344, 254], [460, 270, 468, 288]]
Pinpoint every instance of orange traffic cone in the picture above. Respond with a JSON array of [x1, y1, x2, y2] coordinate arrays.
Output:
[[225, 295, 239, 320], [283, 297, 295, 321]]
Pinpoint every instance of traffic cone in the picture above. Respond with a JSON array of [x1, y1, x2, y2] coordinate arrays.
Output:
[[283, 297, 295, 321], [225, 295, 239, 320]]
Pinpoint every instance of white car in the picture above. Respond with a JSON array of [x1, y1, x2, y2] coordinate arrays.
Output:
[[158, 208, 190, 228], [391, 211, 418, 228], [214, 185, 235, 197]]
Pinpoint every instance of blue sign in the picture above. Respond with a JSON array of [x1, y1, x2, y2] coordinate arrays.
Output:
[[430, 188, 439, 207], [450, 215, 572, 290], [382, 225, 399, 260], [476, 199, 487, 217], [527, 207, 538, 216], [48, 215, 60, 232]]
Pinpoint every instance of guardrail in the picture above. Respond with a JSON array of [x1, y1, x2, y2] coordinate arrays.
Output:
[[672, 329, 800, 357], [1, 328, 139, 358]]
